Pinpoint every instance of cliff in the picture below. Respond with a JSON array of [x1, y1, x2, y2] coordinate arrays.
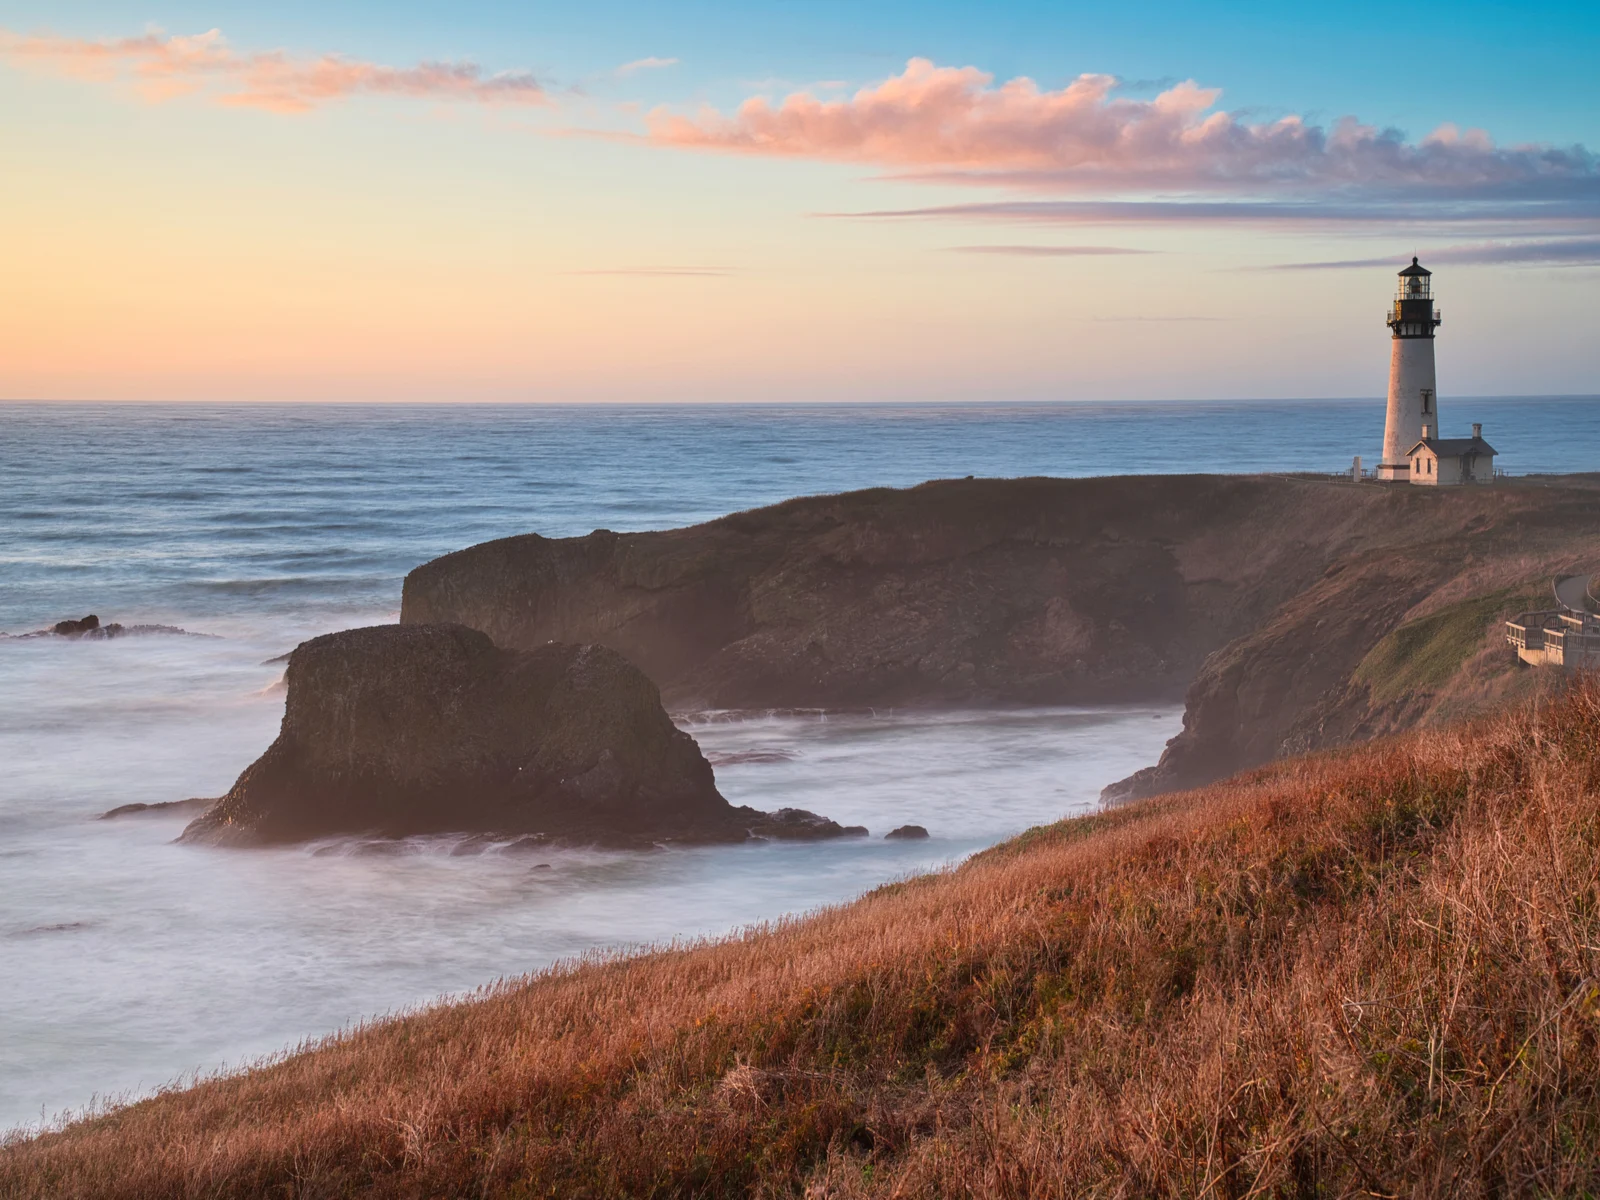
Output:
[[403, 475, 1400, 709], [402, 474, 1600, 794]]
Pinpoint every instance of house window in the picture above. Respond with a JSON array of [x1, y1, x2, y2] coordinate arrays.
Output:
[[1428, 459, 1433, 475]]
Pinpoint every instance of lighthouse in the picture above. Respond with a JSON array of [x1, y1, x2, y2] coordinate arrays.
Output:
[[1376, 257, 1442, 480]]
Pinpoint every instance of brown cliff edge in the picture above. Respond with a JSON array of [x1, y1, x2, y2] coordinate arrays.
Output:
[[401, 473, 1600, 800]]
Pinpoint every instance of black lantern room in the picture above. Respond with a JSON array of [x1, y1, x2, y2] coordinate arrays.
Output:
[[1386, 257, 1442, 339]]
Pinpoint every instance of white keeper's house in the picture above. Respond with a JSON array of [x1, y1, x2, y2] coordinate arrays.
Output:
[[1406, 422, 1497, 485]]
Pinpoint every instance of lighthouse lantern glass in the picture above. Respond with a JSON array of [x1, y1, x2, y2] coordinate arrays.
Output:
[[1396, 261, 1433, 303]]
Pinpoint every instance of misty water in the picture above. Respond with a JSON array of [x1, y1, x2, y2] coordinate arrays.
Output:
[[3, 397, 1596, 1131]]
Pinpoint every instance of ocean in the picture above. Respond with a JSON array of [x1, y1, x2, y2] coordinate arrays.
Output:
[[2, 396, 1596, 1132]]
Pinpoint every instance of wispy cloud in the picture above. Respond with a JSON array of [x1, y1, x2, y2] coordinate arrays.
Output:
[[647, 58, 1597, 202], [616, 56, 678, 77], [824, 198, 1600, 228], [0, 27, 547, 113], [1261, 238, 1600, 270], [944, 244, 1153, 256]]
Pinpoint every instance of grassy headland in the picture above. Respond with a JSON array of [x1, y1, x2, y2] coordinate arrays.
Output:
[[6, 679, 1600, 1197], [399, 473, 1600, 798]]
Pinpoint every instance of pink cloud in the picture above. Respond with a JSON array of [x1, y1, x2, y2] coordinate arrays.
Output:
[[616, 56, 679, 77], [0, 27, 547, 113], [646, 57, 1596, 196]]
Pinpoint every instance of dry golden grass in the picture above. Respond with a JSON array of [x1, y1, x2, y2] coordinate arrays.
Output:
[[7, 678, 1600, 1198]]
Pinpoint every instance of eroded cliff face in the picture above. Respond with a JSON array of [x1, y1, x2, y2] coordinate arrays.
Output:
[[405, 476, 1390, 711], [400, 474, 1600, 797], [1118, 478, 1600, 798]]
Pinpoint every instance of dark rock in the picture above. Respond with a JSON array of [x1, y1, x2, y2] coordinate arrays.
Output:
[[52, 615, 99, 637], [739, 807, 869, 840], [15, 921, 92, 937], [179, 624, 858, 849], [1099, 767, 1159, 808], [884, 824, 929, 840], [99, 797, 211, 820]]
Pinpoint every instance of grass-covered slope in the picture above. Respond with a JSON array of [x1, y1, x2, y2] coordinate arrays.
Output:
[[7, 681, 1600, 1198], [1351, 587, 1544, 707]]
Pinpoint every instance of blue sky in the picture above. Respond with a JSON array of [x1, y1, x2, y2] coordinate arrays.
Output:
[[16, 0, 1595, 138], [1, 1, 1595, 401]]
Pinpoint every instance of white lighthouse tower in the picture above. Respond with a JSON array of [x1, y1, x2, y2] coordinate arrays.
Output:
[[1376, 257, 1442, 480]]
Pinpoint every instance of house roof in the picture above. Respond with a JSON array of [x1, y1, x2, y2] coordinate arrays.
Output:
[[1406, 436, 1497, 458]]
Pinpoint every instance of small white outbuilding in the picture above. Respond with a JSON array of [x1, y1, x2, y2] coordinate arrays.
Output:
[[1405, 422, 1496, 486]]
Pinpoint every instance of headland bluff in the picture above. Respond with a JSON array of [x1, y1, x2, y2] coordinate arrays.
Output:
[[403, 472, 1600, 800]]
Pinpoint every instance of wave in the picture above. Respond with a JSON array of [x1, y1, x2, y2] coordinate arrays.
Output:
[[675, 707, 840, 725], [704, 748, 800, 766], [177, 577, 377, 597], [9, 921, 94, 938], [302, 833, 567, 862], [2, 621, 210, 641]]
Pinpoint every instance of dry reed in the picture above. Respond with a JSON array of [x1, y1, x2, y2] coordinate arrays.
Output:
[[6, 677, 1600, 1198]]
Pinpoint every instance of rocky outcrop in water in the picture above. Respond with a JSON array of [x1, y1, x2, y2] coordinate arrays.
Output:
[[180, 624, 859, 848], [3, 615, 200, 640], [744, 808, 867, 840], [100, 798, 211, 820], [885, 824, 929, 840]]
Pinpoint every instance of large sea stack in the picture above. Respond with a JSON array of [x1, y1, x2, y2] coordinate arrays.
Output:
[[181, 624, 859, 847]]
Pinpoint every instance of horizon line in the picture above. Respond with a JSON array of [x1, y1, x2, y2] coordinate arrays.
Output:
[[3, 394, 1597, 408]]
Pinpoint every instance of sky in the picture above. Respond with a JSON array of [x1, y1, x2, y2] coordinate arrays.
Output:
[[1, 1, 1597, 403]]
